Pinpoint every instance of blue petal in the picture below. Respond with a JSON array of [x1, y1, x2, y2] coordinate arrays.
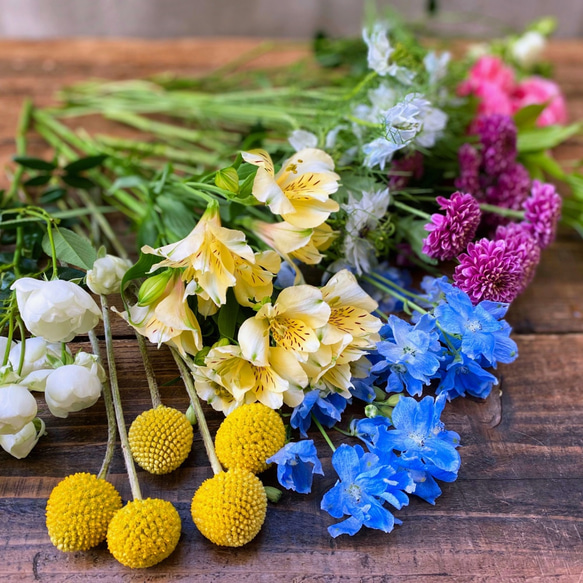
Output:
[[328, 516, 364, 538], [331, 444, 361, 483]]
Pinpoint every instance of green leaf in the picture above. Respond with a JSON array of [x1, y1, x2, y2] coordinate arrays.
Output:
[[63, 155, 107, 174], [517, 123, 581, 153], [520, 152, 565, 180], [514, 103, 547, 130], [156, 195, 196, 239], [109, 175, 148, 192], [120, 251, 162, 310], [24, 174, 52, 187], [40, 187, 66, 204], [62, 175, 96, 190], [13, 156, 56, 171], [216, 289, 239, 341], [42, 227, 97, 270]]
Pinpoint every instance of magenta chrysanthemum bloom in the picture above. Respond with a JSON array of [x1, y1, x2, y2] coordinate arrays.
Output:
[[483, 162, 531, 227], [454, 143, 482, 196], [453, 238, 522, 304], [473, 114, 517, 176], [388, 152, 424, 190], [422, 192, 481, 261], [523, 180, 562, 249], [495, 222, 541, 293]]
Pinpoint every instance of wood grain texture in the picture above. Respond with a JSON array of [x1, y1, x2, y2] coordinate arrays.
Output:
[[0, 39, 582, 582]]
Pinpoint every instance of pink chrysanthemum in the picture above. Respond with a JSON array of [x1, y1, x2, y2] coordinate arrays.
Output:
[[495, 222, 541, 293], [453, 238, 522, 304], [512, 77, 568, 127], [388, 152, 424, 190], [423, 192, 481, 261], [483, 162, 531, 227], [454, 144, 482, 196], [472, 114, 517, 176], [523, 180, 562, 249]]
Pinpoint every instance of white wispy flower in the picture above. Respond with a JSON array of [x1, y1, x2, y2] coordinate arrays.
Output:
[[416, 105, 448, 148], [288, 129, 318, 151], [424, 51, 451, 85], [362, 22, 394, 76], [340, 188, 390, 275]]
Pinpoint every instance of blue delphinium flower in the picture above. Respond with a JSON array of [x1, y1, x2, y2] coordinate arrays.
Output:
[[321, 444, 414, 537], [374, 394, 461, 473], [371, 314, 442, 396], [350, 415, 392, 449], [437, 351, 499, 400], [291, 390, 349, 438], [267, 440, 324, 495]]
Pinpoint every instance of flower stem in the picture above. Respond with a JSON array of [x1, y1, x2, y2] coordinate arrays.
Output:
[[89, 329, 118, 481], [136, 332, 161, 408], [479, 203, 525, 219], [15, 316, 26, 375], [6, 99, 33, 203], [99, 294, 142, 500], [311, 415, 336, 453], [170, 348, 223, 475], [392, 200, 431, 220], [362, 275, 428, 316]]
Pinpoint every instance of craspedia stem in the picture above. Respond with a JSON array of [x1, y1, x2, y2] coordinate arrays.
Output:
[[136, 332, 162, 408], [100, 294, 142, 500], [88, 328, 117, 481], [170, 347, 223, 475]]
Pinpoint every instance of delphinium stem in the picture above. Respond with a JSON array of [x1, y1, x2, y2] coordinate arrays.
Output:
[[100, 294, 142, 500], [312, 415, 336, 453], [170, 347, 223, 476], [89, 328, 118, 481], [136, 333, 162, 409]]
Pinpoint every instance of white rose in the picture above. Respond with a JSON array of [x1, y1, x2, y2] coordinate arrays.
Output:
[[86, 255, 132, 295], [0, 418, 45, 459], [11, 278, 101, 343], [9, 337, 65, 376], [512, 31, 546, 68], [0, 383, 37, 434], [73, 351, 107, 382], [44, 364, 102, 418]]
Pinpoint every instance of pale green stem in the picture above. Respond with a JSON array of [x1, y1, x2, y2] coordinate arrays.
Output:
[[6, 99, 33, 203], [100, 294, 142, 499], [479, 203, 525, 219], [89, 328, 118, 481], [311, 415, 336, 453], [392, 200, 431, 220], [136, 333, 161, 408], [16, 317, 26, 376], [171, 348, 223, 475]]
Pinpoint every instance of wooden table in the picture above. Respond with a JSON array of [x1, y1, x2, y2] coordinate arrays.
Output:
[[1, 39, 583, 583]]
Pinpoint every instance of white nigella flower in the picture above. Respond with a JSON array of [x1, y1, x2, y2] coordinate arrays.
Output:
[[288, 129, 318, 152], [362, 22, 394, 76], [424, 51, 451, 86], [512, 31, 546, 67], [340, 188, 390, 275], [415, 105, 448, 148]]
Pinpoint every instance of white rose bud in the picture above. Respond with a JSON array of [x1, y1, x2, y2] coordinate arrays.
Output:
[[0, 383, 37, 435], [512, 31, 545, 68], [73, 351, 107, 382], [44, 364, 102, 418], [86, 255, 132, 295], [9, 337, 65, 376], [11, 278, 101, 343], [0, 418, 45, 459]]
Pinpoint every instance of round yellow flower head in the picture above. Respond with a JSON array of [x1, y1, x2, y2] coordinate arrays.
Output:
[[191, 468, 267, 547], [107, 498, 181, 569], [46, 472, 122, 552], [215, 402, 286, 474], [128, 405, 194, 475]]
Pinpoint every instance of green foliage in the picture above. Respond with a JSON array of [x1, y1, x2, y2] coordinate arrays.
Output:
[[41, 227, 97, 270]]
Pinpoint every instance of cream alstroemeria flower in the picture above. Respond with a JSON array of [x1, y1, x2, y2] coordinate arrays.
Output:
[[242, 148, 340, 228], [320, 269, 382, 349], [232, 250, 281, 308], [116, 273, 202, 357], [192, 365, 243, 415], [142, 202, 255, 311], [205, 344, 308, 410], [238, 285, 331, 366]]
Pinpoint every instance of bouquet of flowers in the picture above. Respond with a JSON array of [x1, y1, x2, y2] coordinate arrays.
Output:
[[0, 10, 579, 569]]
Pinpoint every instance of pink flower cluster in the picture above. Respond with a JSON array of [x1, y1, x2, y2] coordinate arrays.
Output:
[[458, 56, 567, 127]]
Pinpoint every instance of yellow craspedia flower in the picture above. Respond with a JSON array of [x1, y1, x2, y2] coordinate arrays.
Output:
[[46, 472, 122, 552], [191, 468, 267, 547], [128, 405, 193, 475], [107, 498, 181, 569], [215, 402, 285, 474]]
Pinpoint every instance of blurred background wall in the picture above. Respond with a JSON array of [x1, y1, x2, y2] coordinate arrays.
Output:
[[0, 0, 580, 38]]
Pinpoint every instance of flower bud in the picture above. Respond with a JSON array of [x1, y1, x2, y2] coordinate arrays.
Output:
[[137, 270, 173, 307], [185, 404, 198, 426], [0, 418, 45, 459], [73, 351, 107, 382], [11, 278, 101, 343], [86, 255, 133, 296], [44, 364, 102, 418], [215, 167, 239, 194], [512, 31, 546, 68], [365, 404, 379, 418], [0, 383, 37, 435], [9, 337, 65, 377]]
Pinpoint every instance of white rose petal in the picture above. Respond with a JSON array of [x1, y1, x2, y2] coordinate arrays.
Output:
[[9, 337, 64, 377], [512, 31, 546, 68], [86, 255, 132, 296], [0, 383, 37, 435], [0, 418, 45, 459], [44, 364, 102, 418], [11, 278, 101, 342]]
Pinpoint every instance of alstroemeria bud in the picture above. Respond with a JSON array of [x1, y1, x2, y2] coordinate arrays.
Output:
[[86, 255, 132, 296], [0, 383, 37, 435], [0, 417, 45, 459], [137, 270, 173, 307], [215, 167, 239, 194], [9, 337, 66, 376], [11, 278, 101, 343], [44, 364, 102, 418]]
